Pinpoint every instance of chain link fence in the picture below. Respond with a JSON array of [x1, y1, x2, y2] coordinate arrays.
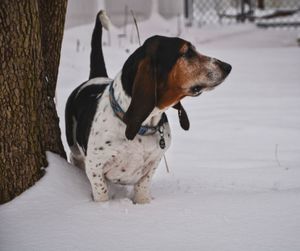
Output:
[[185, 0, 300, 27]]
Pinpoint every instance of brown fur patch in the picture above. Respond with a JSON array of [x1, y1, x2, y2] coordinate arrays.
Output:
[[157, 44, 213, 109]]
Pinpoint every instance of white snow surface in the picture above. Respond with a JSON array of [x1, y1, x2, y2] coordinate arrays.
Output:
[[1, 13, 300, 251]]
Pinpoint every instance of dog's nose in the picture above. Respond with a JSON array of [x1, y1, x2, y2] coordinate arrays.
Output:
[[221, 62, 232, 75], [216, 60, 232, 76]]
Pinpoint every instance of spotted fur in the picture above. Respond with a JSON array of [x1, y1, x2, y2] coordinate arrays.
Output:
[[65, 11, 231, 204]]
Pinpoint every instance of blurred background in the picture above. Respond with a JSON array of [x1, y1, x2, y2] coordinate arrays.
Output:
[[65, 0, 300, 30]]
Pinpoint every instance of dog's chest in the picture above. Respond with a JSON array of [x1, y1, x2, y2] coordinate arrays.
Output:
[[87, 92, 171, 185], [103, 136, 167, 185]]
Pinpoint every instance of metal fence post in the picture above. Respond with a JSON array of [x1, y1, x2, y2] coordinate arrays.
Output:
[[184, 0, 194, 26]]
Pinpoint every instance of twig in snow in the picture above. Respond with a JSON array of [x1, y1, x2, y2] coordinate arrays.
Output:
[[76, 39, 80, 52], [163, 155, 170, 173], [275, 144, 282, 168], [131, 10, 141, 46]]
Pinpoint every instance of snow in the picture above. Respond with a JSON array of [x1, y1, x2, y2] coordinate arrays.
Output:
[[1, 11, 300, 251]]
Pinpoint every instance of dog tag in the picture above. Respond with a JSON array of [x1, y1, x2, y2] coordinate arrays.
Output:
[[159, 137, 166, 149], [158, 126, 166, 149]]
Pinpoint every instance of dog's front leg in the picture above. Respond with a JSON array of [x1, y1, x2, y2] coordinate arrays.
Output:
[[85, 155, 109, 202], [133, 159, 160, 204]]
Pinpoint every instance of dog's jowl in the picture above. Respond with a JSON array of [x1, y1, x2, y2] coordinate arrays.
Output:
[[65, 10, 231, 204]]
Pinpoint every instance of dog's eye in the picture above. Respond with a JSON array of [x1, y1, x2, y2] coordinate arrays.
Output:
[[190, 85, 202, 94]]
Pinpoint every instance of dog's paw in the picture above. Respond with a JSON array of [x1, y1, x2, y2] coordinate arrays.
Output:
[[93, 193, 109, 202], [133, 194, 151, 204]]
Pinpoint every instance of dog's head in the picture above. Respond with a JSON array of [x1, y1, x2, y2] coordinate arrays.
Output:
[[122, 35, 231, 140]]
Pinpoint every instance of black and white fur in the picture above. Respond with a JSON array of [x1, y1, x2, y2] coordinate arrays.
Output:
[[65, 12, 170, 204], [65, 11, 232, 204]]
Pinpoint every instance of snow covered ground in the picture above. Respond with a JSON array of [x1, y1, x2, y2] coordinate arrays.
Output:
[[1, 12, 300, 251]]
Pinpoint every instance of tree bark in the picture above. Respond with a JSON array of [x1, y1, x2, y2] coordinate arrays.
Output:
[[38, 0, 68, 157], [0, 0, 67, 204]]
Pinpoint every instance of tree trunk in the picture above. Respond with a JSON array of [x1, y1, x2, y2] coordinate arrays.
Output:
[[0, 0, 67, 204], [38, 0, 68, 157], [257, 0, 265, 10]]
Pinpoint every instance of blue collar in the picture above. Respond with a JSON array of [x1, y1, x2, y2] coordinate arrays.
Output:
[[109, 82, 167, 136]]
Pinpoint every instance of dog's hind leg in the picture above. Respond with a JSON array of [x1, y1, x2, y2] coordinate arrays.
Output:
[[70, 152, 85, 169]]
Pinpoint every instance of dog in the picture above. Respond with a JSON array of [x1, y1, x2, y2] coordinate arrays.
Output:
[[65, 11, 231, 204]]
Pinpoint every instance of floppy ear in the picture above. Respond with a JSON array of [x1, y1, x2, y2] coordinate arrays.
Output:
[[173, 102, 190, 130], [123, 58, 156, 140]]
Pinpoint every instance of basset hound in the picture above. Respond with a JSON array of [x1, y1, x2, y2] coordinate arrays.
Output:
[[65, 11, 232, 204]]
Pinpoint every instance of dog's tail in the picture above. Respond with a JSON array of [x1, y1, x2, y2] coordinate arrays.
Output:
[[89, 10, 111, 79]]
